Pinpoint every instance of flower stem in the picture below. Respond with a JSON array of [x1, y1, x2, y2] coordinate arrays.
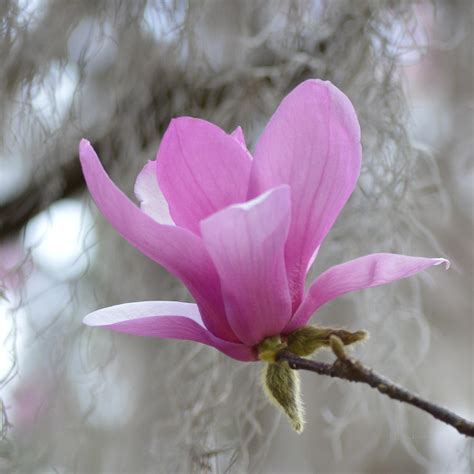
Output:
[[276, 339, 474, 437]]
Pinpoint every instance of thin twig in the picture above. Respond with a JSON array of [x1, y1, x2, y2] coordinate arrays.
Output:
[[276, 337, 474, 437]]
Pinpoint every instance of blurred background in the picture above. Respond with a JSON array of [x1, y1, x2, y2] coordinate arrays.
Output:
[[0, 0, 472, 472]]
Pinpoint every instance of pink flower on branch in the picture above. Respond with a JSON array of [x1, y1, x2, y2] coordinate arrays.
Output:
[[79, 79, 448, 363]]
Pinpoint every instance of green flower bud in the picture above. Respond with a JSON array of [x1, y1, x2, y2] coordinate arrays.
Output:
[[286, 326, 368, 357], [329, 334, 346, 359], [262, 361, 304, 433]]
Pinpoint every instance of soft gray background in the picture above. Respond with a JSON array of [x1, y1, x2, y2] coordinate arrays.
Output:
[[0, 1, 472, 472]]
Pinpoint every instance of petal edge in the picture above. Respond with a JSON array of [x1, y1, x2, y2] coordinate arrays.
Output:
[[285, 253, 449, 333], [84, 301, 256, 362]]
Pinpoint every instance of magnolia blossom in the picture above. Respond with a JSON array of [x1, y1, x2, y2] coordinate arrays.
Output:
[[80, 79, 448, 362]]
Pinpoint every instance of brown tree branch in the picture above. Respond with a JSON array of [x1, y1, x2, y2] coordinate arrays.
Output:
[[0, 160, 84, 239], [276, 337, 474, 437]]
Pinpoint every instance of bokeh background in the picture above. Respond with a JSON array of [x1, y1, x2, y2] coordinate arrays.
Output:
[[0, 0, 472, 472]]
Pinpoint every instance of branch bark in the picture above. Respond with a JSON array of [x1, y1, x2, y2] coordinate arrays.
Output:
[[276, 338, 474, 437], [0, 160, 84, 239]]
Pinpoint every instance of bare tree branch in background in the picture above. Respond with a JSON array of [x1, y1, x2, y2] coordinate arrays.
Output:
[[0, 56, 321, 238]]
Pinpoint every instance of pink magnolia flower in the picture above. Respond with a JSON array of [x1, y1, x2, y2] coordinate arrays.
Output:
[[79, 79, 448, 362]]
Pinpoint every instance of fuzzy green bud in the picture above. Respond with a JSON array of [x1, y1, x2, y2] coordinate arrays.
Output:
[[329, 334, 347, 359], [262, 361, 304, 433], [286, 326, 368, 357]]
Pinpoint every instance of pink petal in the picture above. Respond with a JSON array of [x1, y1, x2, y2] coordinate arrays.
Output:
[[231, 126, 245, 145], [79, 139, 237, 342], [248, 80, 362, 311], [156, 118, 252, 234], [285, 253, 450, 332], [134, 160, 174, 225], [230, 125, 244, 146], [84, 301, 256, 361], [200, 185, 292, 346], [231, 126, 253, 160]]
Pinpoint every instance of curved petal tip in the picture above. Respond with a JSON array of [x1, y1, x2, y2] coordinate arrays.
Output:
[[435, 258, 450, 270], [79, 138, 91, 153], [83, 312, 101, 326]]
